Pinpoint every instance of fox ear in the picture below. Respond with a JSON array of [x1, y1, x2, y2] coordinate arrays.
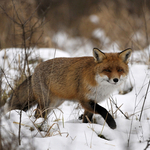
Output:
[[119, 48, 132, 63], [93, 48, 106, 63]]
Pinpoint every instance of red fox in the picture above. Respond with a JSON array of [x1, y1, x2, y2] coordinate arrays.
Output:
[[4, 48, 132, 129]]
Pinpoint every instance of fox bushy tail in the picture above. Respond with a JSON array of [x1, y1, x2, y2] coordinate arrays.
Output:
[[3, 76, 37, 113]]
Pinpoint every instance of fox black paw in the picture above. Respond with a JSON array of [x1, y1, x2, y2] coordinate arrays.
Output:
[[106, 117, 117, 129], [78, 114, 83, 120]]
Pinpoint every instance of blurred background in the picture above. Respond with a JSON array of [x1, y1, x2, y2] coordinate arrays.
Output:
[[1, 0, 150, 101], [0, 0, 150, 52], [1, 1, 150, 149]]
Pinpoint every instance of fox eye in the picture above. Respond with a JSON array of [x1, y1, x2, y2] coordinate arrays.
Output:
[[117, 68, 124, 72], [103, 69, 111, 72]]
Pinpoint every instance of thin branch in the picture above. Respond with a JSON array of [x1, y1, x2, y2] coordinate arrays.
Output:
[[18, 110, 22, 145], [11, 0, 22, 25], [0, 5, 20, 26], [1, 68, 14, 92], [144, 139, 150, 150], [0, 68, 2, 150], [110, 97, 129, 119], [24, 2, 41, 26], [139, 80, 150, 121]]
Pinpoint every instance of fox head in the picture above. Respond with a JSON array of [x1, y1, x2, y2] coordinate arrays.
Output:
[[93, 48, 132, 86]]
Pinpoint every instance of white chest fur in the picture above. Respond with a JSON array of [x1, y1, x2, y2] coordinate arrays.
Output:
[[86, 74, 122, 103]]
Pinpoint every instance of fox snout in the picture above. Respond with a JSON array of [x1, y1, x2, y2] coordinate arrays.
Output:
[[97, 74, 125, 86], [113, 78, 119, 83], [108, 75, 126, 85], [108, 78, 119, 84]]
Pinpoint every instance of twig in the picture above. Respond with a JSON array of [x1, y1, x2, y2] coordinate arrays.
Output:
[[11, 0, 22, 25], [139, 80, 150, 121], [0, 68, 2, 150], [0, 5, 20, 25], [1, 68, 14, 92], [110, 98, 129, 119], [0, 67, 2, 149], [142, 0, 150, 58], [144, 139, 150, 150], [0, 68, 2, 107], [18, 110, 22, 145]]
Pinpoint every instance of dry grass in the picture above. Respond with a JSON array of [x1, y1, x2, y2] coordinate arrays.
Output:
[[0, 0, 51, 48], [1, 0, 150, 50], [1, 1, 150, 149]]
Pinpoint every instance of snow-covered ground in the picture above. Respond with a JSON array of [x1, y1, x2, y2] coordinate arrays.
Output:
[[1, 47, 150, 150]]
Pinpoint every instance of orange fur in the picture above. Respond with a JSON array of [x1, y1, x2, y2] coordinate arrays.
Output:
[[6, 48, 132, 129]]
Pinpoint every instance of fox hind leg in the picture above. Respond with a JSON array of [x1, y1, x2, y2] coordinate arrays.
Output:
[[34, 84, 51, 119], [34, 94, 51, 119]]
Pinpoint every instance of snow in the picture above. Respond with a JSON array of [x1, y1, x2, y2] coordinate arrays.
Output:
[[92, 28, 110, 45], [89, 15, 99, 24], [1, 47, 150, 150], [0, 48, 70, 90]]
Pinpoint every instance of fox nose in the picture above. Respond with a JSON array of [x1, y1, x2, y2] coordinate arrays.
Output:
[[113, 78, 119, 83]]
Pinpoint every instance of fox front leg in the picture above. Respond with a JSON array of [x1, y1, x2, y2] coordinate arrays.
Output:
[[83, 111, 93, 123], [81, 100, 116, 129]]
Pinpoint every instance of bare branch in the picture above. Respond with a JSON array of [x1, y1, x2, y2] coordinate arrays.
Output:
[[0, 5, 20, 26], [24, 2, 41, 26], [11, 0, 22, 25], [139, 80, 150, 121]]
